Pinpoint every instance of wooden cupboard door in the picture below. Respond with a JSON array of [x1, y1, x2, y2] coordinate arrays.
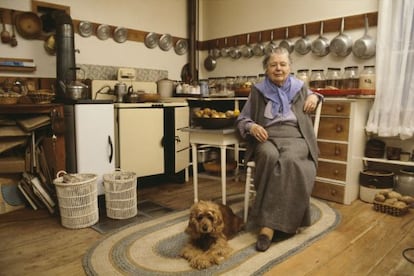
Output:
[[317, 160, 347, 181], [318, 141, 348, 161], [318, 117, 349, 141], [321, 101, 351, 116], [118, 108, 164, 177]]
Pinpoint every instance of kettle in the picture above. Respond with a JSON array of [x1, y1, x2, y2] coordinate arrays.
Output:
[[59, 79, 89, 100]]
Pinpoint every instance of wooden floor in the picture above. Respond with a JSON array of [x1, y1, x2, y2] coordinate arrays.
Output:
[[0, 177, 413, 276]]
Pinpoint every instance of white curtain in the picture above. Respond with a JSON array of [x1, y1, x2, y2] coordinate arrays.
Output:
[[365, 0, 414, 140]]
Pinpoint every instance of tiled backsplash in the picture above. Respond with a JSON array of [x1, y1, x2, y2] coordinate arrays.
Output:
[[77, 64, 168, 81]]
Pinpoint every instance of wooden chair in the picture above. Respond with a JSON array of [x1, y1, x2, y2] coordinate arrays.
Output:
[[243, 102, 322, 222]]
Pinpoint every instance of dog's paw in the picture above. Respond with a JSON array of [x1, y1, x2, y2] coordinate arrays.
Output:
[[190, 255, 212, 270]]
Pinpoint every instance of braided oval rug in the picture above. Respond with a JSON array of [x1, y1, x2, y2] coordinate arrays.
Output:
[[83, 197, 340, 275]]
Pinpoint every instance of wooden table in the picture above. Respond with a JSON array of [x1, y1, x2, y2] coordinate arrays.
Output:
[[183, 127, 240, 204]]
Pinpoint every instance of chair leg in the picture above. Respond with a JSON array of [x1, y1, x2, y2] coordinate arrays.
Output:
[[244, 166, 252, 223]]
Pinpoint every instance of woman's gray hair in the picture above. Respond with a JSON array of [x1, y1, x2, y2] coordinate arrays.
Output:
[[262, 47, 292, 70]]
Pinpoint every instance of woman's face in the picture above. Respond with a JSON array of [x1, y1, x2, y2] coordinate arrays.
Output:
[[265, 52, 291, 86]]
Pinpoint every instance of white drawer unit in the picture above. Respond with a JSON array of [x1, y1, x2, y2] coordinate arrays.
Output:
[[312, 98, 373, 204]]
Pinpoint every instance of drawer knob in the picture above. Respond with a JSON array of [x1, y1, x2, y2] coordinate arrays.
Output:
[[336, 124, 343, 133], [334, 146, 341, 155], [330, 189, 337, 196], [336, 105, 344, 112], [333, 169, 339, 175]]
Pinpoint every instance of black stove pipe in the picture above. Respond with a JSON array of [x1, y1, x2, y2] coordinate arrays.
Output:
[[53, 11, 76, 101]]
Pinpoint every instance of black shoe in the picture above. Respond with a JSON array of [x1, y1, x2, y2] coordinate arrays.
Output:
[[256, 234, 271, 252], [272, 230, 295, 242]]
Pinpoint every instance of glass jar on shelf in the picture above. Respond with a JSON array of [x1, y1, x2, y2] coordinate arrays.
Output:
[[359, 65, 376, 90], [257, 74, 265, 83], [342, 66, 359, 89], [325, 67, 342, 89], [246, 75, 258, 85], [296, 69, 310, 87], [309, 69, 326, 89]]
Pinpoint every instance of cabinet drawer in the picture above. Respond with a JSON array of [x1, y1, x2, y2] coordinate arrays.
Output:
[[312, 181, 345, 204], [317, 160, 347, 181], [176, 129, 189, 151], [318, 141, 348, 161], [322, 101, 350, 116], [318, 117, 349, 141]]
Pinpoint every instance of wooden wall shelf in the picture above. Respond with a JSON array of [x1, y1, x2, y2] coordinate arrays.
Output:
[[199, 12, 378, 51], [0, 58, 36, 73]]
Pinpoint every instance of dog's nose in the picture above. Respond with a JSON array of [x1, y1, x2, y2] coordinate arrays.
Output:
[[202, 225, 209, 232]]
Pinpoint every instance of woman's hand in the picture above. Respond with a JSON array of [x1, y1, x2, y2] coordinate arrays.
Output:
[[250, 123, 268, 142], [304, 94, 319, 113]]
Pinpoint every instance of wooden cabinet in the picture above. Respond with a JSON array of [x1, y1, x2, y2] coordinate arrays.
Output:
[[312, 98, 373, 204]]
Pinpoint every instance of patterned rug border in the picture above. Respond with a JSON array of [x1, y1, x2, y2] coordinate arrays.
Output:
[[83, 198, 341, 275]]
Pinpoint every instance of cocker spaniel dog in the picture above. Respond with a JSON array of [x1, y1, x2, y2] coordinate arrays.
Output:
[[180, 200, 244, 269]]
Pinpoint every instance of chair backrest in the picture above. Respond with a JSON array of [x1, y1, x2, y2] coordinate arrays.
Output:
[[313, 102, 322, 137]]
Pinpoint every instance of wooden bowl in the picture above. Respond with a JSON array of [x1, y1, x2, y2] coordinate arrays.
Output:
[[193, 117, 236, 129]]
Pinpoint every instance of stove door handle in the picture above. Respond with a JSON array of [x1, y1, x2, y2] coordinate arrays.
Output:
[[108, 135, 113, 163]]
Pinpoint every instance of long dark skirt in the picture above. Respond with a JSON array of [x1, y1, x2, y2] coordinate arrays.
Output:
[[249, 124, 316, 234]]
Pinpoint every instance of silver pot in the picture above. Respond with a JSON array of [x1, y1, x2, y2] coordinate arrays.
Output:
[[330, 18, 353, 57], [395, 169, 414, 196], [240, 34, 253, 58], [352, 14, 376, 59], [294, 24, 311, 55], [279, 27, 294, 54], [311, 21, 330, 57]]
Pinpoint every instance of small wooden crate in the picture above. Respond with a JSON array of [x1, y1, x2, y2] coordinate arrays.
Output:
[[373, 200, 409, 216]]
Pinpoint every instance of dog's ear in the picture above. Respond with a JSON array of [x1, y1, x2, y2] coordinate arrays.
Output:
[[185, 207, 200, 238]]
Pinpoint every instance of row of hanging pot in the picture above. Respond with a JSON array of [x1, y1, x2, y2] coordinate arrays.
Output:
[[208, 16, 375, 60]]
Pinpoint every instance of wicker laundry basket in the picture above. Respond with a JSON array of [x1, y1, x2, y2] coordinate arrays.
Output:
[[103, 170, 137, 219], [53, 171, 99, 229]]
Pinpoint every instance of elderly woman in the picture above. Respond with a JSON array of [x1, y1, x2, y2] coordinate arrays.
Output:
[[236, 47, 322, 252]]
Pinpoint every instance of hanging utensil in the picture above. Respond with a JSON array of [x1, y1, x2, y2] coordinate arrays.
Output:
[[174, 39, 188, 55], [9, 10, 17, 47], [78, 21, 93, 37], [229, 37, 241, 59], [294, 24, 311, 55], [44, 34, 56, 55], [96, 24, 111, 40], [330, 17, 353, 57], [220, 37, 229, 57], [253, 31, 265, 56], [279, 27, 294, 53], [311, 21, 330, 57], [1, 10, 11, 43], [113, 26, 128, 43], [352, 14, 376, 59], [204, 48, 216, 71], [15, 12, 42, 39], [144, 32, 159, 49], [212, 39, 221, 59], [240, 34, 253, 58], [264, 30, 277, 55], [159, 33, 173, 51]]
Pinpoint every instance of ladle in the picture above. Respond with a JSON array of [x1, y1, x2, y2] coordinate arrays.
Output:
[[1, 11, 11, 44], [10, 10, 17, 47]]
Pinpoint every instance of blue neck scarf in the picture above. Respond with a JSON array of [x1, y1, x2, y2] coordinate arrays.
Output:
[[254, 75, 303, 118]]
